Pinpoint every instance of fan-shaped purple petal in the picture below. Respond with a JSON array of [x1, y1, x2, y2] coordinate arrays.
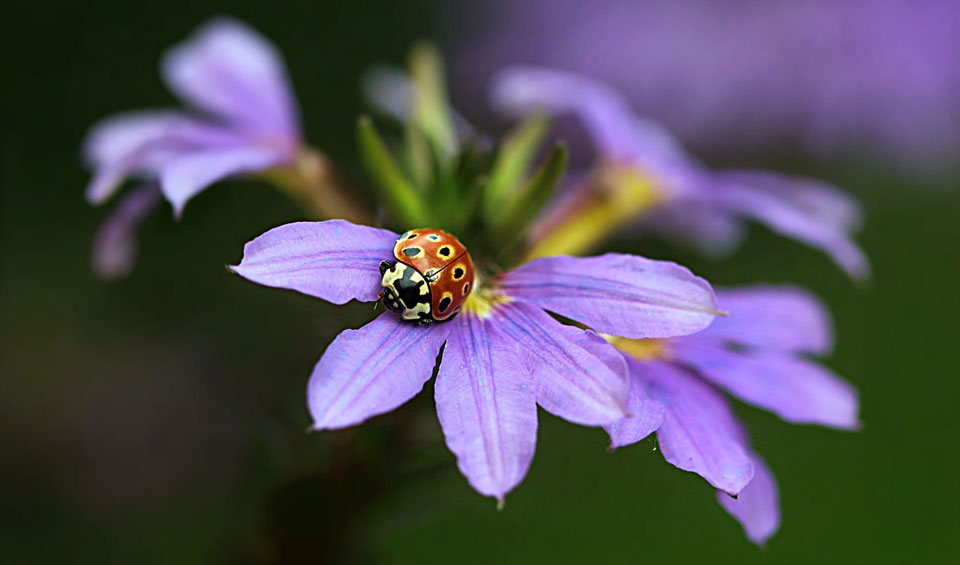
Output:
[[308, 313, 449, 429], [496, 302, 629, 425], [718, 454, 781, 546], [91, 183, 163, 280], [639, 360, 754, 495], [671, 343, 860, 429], [162, 18, 299, 141], [232, 220, 398, 304], [159, 145, 291, 216], [718, 170, 864, 232], [491, 66, 694, 174], [499, 254, 719, 339], [82, 112, 243, 204], [83, 111, 240, 169], [698, 286, 834, 354], [711, 178, 870, 279], [435, 314, 538, 501], [605, 368, 665, 449]]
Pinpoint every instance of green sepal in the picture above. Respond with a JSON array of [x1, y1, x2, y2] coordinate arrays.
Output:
[[424, 135, 461, 226], [357, 116, 431, 226], [490, 142, 568, 235], [403, 123, 433, 189], [409, 42, 457, 162], [482, 113, 549, 219]]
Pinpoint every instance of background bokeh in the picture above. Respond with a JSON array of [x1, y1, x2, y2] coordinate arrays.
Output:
[[3, 1, 958, 563]]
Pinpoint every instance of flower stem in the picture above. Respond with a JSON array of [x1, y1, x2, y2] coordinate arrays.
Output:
[[266, 147, 374, 224]]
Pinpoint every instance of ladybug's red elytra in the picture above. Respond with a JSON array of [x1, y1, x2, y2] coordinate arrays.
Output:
[[379, 228, 475, 324]]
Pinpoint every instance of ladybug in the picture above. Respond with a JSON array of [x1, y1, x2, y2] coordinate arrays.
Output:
[[379, 228, 475, 324]]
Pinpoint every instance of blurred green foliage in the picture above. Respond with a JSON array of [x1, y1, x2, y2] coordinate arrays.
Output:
[[360, 46, 565, 266], [2, 1, 958, 563]]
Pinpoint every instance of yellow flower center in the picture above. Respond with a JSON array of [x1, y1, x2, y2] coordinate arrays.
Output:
[[460, 277, 512, 319]]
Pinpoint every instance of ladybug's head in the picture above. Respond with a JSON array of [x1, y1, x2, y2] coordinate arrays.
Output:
[[378, 261, 402, 313], [378, 260, 432, 323]]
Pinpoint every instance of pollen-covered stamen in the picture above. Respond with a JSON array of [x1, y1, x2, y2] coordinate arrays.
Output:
[[605, 335, 671, 361], [461, 276, 512, 319]]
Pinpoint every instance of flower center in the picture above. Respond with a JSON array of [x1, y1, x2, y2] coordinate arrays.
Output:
[[460, 277, 511, 319]]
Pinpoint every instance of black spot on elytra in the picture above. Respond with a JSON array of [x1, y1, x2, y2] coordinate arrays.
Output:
[[438, 296, 452, 312], [427, 234, 440, 241], [439, 246, 451, 257], [403, 247, 421, 257], [463, 283, 470, 294], [453, 267, 465, 279], [406, 233, 417, 240]]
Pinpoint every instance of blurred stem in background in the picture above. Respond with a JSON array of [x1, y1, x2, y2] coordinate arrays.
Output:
[[264, 147, 373, 225]]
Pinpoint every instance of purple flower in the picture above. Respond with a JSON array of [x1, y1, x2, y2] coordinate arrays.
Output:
[[231, 219, 721, 501], [493, 68, 870, 279], [84, 17, 299, 214], [84, 18, 301, 278], [605, 286, 859, 544], [455, 0, 960, 177]]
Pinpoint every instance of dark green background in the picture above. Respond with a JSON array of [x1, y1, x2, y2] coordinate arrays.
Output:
[[3, 1, 958, 563]]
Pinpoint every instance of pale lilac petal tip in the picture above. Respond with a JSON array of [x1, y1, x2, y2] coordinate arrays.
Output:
[[639, 361, 754, 495], [718, 454, 781, 546], [707, 286, 834, 354], [496, 302, 629, 425], [605, 372, 665, 449], [231, 220, 398, 305], [719, 171, 864, 232], [83, 119, 182, 205], [711, 174, 870, 279], [83, 111, 186, 169], [159, 145, 290, 216], [91, 184, 163, 280], [85, 149, 154, 206], [500, 253, 719, 339], [435, 314, 538, 501], [491, 66, 691, 170], [672, 344, 860, 430], [308, 313, 449, 429], [162, 17, 299, 140], [82, 112, 244, 205]]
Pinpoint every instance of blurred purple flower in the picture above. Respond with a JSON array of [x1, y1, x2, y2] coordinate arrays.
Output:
[[231, 219, 721, 501], [606, 286, 859, 544], [494, 68, 870, 279], [83, 18, 301, 278], [457, 0, 960, 177]]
